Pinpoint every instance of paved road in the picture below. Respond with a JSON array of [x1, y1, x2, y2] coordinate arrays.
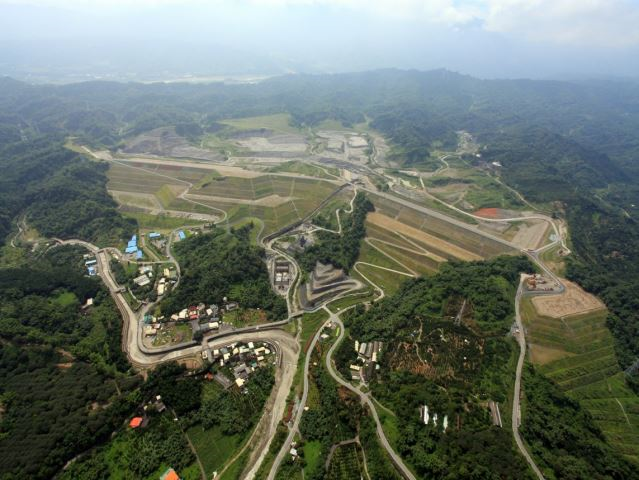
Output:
[[325, 313, 416, 480], [266, 312, 328, 480], [512, 277, 546, 480]]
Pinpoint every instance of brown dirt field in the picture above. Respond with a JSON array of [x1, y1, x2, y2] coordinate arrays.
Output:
[[531, 280, 606, 318], [528, 343, 573, 365], [367, 212, 481, 261], [511, 220, 549, 250]]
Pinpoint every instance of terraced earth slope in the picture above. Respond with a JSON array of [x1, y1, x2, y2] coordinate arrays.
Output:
[[521, 298, 639, 462]]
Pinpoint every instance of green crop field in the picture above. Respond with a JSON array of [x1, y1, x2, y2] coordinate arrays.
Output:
[[326, 442, 366, 480], [187, 423, 244, 477], [522, 301, 639, 462]]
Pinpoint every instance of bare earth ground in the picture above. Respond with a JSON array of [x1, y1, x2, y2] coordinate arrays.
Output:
[[531, 280, 606, 318], [511, 220, 549, 250], [366, 211, 481, 261], [235, 135, 308, 152], [528, 343, 576, 365], [116, 157, 263, 178]]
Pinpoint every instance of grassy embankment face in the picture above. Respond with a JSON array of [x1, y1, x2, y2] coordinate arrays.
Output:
[[521, 298, 639, 462]]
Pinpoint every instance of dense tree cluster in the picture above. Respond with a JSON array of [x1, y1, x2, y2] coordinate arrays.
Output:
[[0, 246, 138, 479], [297, 193, 373, 273], [0, 137, 134, 246], [521, 365, 638, 479], [345, 255, 532, 342], [160, 225, 287, 319]]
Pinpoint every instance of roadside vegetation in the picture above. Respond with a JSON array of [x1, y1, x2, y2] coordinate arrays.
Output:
[[297, 193, 373, 273]]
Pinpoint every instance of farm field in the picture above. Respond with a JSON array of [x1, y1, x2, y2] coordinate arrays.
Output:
[[187, 423, 244, 478], [521, 298, 639, 462], [366, 211, 482, 262], [326, 442, 367, 480], [106, 156, 341, 237], [370, 194, 514, 259]]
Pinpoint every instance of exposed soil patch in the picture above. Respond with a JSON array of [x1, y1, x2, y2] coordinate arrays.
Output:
[[366, 211, 481, 261], [528, 343, 575, 365], [531, 280, 606, 318], [122, 127, 224, 162]]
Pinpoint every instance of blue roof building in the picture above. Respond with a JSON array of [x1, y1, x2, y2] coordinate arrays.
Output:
[[87, 266, 97, 276], [149, 232, 161, 239], [125, 246, 138, 254], [178, 231, 186, 240], [136, 250, 144, 260]]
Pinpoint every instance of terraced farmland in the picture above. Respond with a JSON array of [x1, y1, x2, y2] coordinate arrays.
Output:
[[521, 299, 639, 462], [106, 158, 340, 237], [370, 194, 514, 259]]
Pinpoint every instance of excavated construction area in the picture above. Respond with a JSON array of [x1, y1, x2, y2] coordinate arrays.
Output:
[[298, 262, 360, 310]]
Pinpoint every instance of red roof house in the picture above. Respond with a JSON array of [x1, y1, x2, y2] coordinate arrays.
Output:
[[129, 417, 144, 428]]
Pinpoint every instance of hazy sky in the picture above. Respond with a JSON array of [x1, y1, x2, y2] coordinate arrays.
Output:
[[1, 0, 638, 81]]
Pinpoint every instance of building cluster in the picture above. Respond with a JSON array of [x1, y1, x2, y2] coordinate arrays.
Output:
[[204, 340, 274, 391], [133, 265, 177, 296], [143, 300, 240, 338], [84, 256, 97, 276], [350, 340, 383, 383], [273, 258, 291, 289], [147, 232, 167, 251], [419, 404, 448, 432], [124, 234, 143, 260]]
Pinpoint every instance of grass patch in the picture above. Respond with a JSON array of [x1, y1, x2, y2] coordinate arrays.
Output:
[[53, 291, 78, 307], [222, 308, 268, 328], [355, 263, 407, 296], [303, 440, 323, 477], [268, 161, 338, 179], [152, 323, 193, 347], [187, 424, 244, 477]]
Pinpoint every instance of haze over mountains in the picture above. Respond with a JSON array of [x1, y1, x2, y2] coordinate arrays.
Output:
[[1, 0, 639, 82]]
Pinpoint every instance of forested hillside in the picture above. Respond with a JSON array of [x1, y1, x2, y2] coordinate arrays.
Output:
[[339, 257, 638, 479], [297, 193, 373, 273], [160, 225, 287, 319], [0, 136, 134, 245], [0, 245, 140, 479]]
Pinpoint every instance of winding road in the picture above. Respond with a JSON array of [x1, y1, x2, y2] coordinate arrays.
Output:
[[50, 142, 566, 479]]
